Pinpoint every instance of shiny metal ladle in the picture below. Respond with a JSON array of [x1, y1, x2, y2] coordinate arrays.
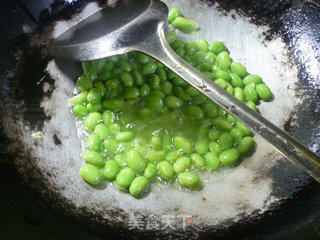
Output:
[[48, 0, 320, 182]]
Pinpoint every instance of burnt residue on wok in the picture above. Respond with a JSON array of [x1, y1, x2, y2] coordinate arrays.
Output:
[[0, 0, 320, 239]]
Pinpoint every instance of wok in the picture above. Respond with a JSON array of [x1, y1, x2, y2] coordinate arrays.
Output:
[[0, 0, 319, 239]]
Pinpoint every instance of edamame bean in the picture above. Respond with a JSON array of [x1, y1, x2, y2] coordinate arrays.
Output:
[[77, 75, 93, 91], [197, 62, 212, 72], [190, 153, 206, 170], [256, 83, 271, 101], [204, 52, 217, 64], [84, 112, 102, 131], [103, 139, 119, 154], [219, 132, 234, 150], [230, 73, 243, 88], [158, 161, 175, 180], [120, 72, 134, 87], [147, 150, 165, 163], [115, 154, 127, 167], [174, 156, 191, 174], [184, 105, 204, 119], [165, 150, 181, 163], [141, 62, 157, 75], [88, 134, 101, 152], [175, 47, 185, 57], [205, 152, 219, 170], [237, 136, 254, 154], [116, 131, 134, 142], [156, 67, 167, 82], [105, 79, 120, 89], [144, 163, 157, 180], [73, 104, 88, 118], [68, 91, 88, 105], [102, 98, 125, 110], [118, 60, 132, 72], [244, 85, 258, 103], [95, 82, 106, 96], [243, 75, 262, 86], [230, 127, 243, 144], [219, 148, 240, 166], [150, 136, 162, 148], [217, 51, 231, 71], [201, 102, 218, 118], [173, 136, 193, 154], [137, 53, 150, 64], [115, 168, 136, 190], [129, 176, 148, 196], [214, 78, 228, 89], [195, 139, 209, 154], [171, 17, 198, 34], [102, 110, 115, 124], [230, 62, 247, 78], [178, 172, 200, 188], [196, 38, 209, 51], [79, 164, 102, 185], [161, 81, 173, 95], [127, 149, 147, 173], [226, 84, 234, 95], [172, 40, 187, 49], [145, 95, 163, 109], [132, 71, 144, 86], [236, 121, 251, 136], [246, 101, 257, 111], [148, 74, 161, 89], [103, 160, 120, 180], [86, 102, 102, 113], [185, 85, 199, 97], [234, 87, 245, 102], [208, 41, 227, 54], [165, 31, 177, 45], [173, 87, 191, 101], [123, 87, 140, 99], [185, 42, 197, 55], [202, 71, 215, 80], [151, 89, 165, 99], [212, 117, 233, 131], [209, 142, 222, 154], [164, 96, 183, 109], [215, 71, 231, 82], [140, 83, 151, 97], [83, 151, 104, 167], [87, 88, 102, 104], [208, 129, 221, 141], [192, 51, 206, 64]]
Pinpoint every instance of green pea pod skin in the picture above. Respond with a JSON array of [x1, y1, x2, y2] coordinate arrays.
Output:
[[219, 148, 240, 166], [237, 136, 255, 154], [144, 163, 157, 180], [190, 153, 206, 170], [178, 172, 200, 188], [115, 168, 136, 190], [256, 84, 271, 101], [173, 136, 193, 154], [217, 51, 231, 71], [127, 149, 147, 173], [158, 161, 175, 180], [205, 152, 220, 170], [173, 157, 191, 174], [79, 164, 102, 185], [103, 160, 120, 180], [129, 176, 149, 196], [83, 151, 104, 167]]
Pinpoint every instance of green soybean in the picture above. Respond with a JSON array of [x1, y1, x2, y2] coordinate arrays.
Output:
[[246, 101, 258, 111], [84, 112, 102, 131], [230, 73, 243, 88], [68, 91, 88, 105], [219, 148, 240, 166], [256, 83, 271, 101], [230, 62, 247, 78], [205, 152, 219, 170], [120, 72, 134, 87], [195, 139, 209, 154], [102, 98, 125, 110], [123, 87, 140, 99], [217, 51, 231, 71], [158, 161, 175, 180], [87, 88, 102, 104], [83, 151, 104, 167], [208, 41, 227, 54], [219, 132, 234, 150], [126, 149, 147, 173], [243, 75, 262, 86], [165, 31, 177, 45], [237, 136, 254, 154], [208, 129, 221, 141], [171, 17, 198, 34], [236, 121, 251, 136], [145, 95, 163, 109], [234, 87, 245, 102], [116, 131, 134, 142], [215, 71, 231, 82], [162, 81, 173, 95], [103, 160, 120, 180], [178, 172, 200, 188], [73, 104, 88, 118], [196, 38, 209, 51], [103, 139, 119, 154], [173, 136, 193, 154], [185, 42, 197, 55], [165, 150, 181, 163], [164, 96, 183, 109], [244, 85, 259, 103], [209, 142, 222, 155], [79, 164, 102, 185], [230, 127, 243, 144], [102, 110, 115, 124], [129, 176, 148, 196], [140, 83, 151, 97], [114, 154, 127, 167], [88, 134, 101, 152], [77, 75, 93, 91], [212, 117, 233, 131], [190, 153, 206, 170], [86, 102, 102, 113], [141, 62, 157, 75], [201, 102, 218, 118], [184, 105, 204, 119], [173, 157, 191, 174], [115, 168, 136, 190], [144, 163, 157, 180]]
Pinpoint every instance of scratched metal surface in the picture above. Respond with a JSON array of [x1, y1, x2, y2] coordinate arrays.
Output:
[[0, 0, 319, 239]]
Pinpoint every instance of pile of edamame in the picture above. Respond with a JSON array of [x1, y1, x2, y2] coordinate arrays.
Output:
[[69, 8, 272, 197]]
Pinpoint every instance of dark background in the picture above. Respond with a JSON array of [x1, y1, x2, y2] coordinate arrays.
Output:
[[0, 0, 320, 239]]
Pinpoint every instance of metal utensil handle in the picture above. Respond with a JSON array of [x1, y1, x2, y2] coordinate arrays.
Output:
[[136, 23, 320, 182]]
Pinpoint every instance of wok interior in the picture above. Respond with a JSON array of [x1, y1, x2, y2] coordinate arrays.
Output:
[[8, 0, 312, 232]]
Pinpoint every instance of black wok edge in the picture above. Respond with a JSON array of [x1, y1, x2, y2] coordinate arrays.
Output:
[[0, 0, 319, 239]]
